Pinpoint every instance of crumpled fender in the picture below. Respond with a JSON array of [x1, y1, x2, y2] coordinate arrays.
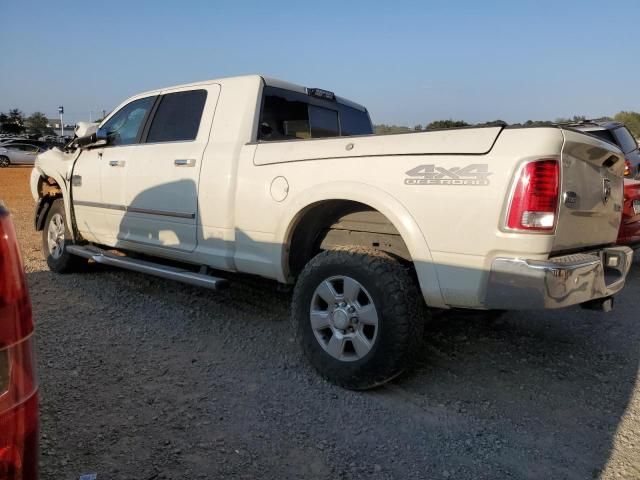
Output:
[[31, 147, 81, 233]]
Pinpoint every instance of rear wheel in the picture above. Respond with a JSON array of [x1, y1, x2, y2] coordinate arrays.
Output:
[[42, 199, 86, 273], [0, 156, 9, 168], [292, 247, 425, 390]]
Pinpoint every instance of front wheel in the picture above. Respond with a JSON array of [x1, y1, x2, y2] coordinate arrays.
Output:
[[42, 198, 86, 273], [0, 156, 10, 168], [292, 247, 425, 390]]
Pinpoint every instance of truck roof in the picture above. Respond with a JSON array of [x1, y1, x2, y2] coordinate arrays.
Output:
[[561, 120, 625, 132], [132, 74, 368, 112]]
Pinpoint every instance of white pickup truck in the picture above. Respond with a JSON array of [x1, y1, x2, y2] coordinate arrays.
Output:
[[31, 75, 633, 389]]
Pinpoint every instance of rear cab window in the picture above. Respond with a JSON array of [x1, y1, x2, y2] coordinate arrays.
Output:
[[258, 86, 372, 141]]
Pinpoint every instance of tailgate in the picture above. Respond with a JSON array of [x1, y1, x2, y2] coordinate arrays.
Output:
[[552, 129, 626, 252]]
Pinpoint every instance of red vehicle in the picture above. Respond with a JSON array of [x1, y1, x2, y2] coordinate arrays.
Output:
[[0, 203, 38, 480], [619, 180, 640, 247]]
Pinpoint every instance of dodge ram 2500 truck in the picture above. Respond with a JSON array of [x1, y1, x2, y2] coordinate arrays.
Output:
[[31, 75, 633, 389]]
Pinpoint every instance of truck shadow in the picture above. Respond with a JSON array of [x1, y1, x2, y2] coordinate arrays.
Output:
[[27, 261, 640, 479]]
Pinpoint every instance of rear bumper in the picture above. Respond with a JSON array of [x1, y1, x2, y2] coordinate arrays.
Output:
[[485, 246, 633, 310]]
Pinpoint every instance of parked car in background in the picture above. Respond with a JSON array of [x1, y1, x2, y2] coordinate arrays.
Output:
[[0, 144, 46, 167], [0, 203, 38, 480], [0, 139, 50, 150], [572, 121, 640, 179], [618, 179, 640, 247]]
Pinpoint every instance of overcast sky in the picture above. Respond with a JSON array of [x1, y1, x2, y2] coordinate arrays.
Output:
[[1, 0, 638, 125]]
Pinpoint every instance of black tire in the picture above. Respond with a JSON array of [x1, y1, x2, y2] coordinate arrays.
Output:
[[0, 155, 10, 168], [292, 247, 425, 390], [42, 198, 86, 273]]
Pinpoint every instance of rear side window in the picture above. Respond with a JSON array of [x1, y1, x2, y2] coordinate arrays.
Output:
[[612, 127, 638, 154], [146, 89, 207, 143]]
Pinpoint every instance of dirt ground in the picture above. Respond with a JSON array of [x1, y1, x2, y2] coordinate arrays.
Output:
[[1, 166, 639, 479]]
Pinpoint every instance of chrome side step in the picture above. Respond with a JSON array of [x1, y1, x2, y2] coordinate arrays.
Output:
[[67, 245, 228, 290]]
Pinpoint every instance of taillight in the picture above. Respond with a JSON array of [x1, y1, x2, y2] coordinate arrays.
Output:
[[0, 205, 38, 480], [507, 159, 559, 232], [624, 160, 631, 177]]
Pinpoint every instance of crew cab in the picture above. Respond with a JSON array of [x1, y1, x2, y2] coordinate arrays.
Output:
[[30, 75, 633, 389]]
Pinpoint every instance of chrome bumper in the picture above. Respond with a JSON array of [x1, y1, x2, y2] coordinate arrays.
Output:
[[485, 246, 633, 310]]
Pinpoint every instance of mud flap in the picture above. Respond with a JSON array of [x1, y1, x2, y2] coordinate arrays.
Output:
[[34, 197, 52, 231]]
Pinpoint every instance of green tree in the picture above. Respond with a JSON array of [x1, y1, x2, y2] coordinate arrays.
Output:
[[476, 119, 508, 127], [521, 119, 554, 127], [373, 124, 413, 135], [426, 119, 469, 130], [0, 109, 25, 134], [614, 111, 640, 138], [25, 112, 54, 136]]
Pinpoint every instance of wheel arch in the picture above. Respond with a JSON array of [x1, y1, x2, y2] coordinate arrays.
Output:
[[32, 169, 72, 233], [275, 182, 446, 308]]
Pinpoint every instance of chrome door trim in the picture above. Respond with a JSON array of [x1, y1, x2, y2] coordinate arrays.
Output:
[[74, 200, 125, 211], [74, 200, 195, 219]]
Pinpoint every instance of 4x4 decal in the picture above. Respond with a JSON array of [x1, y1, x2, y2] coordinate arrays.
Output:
[[405, 164, 492, 186]]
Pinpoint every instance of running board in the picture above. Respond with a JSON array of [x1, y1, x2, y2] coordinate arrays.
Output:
[[67, 245, 228, 290]]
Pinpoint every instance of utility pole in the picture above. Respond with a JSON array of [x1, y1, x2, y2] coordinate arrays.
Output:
[[58, 106, 64, 137]]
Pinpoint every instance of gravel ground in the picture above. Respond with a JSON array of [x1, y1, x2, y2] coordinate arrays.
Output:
[[2, 166, 640, 479]]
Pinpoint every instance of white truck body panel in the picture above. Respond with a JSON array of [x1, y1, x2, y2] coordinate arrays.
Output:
[[32, 74, 631, 311]]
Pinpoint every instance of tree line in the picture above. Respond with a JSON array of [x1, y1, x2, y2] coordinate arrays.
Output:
[[374, 111, 640, 138], [3, 106, 640, 139], [0, 109, 55, 137]]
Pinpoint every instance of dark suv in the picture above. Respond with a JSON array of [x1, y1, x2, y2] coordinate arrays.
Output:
[[572, 121, 640, 179]]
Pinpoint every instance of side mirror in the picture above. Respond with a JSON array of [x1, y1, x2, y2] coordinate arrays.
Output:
[[76, 127, 108, 149]]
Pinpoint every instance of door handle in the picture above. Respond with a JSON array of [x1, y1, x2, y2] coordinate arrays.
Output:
[[174, 159, 196, 167], [109, 160, 125, 167]]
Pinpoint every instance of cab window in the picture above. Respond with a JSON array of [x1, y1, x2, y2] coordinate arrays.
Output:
[[309, 105, 339, 138], [101, 96, 155, 146], [258, 86, 372, 141]]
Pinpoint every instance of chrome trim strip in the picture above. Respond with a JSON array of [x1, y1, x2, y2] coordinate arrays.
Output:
[[74, 200, 195, 219], [128, 206, 195, 219], [74, 200, 125, 211]]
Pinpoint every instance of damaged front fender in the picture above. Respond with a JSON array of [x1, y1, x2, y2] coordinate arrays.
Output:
[[31, 147, 81, 233]]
